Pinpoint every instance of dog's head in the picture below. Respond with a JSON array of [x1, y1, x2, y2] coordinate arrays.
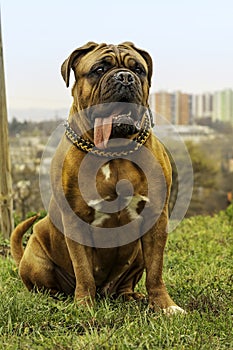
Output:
[[61, 42, 153, 149]]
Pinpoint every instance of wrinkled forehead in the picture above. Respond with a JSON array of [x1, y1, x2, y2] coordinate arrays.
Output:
[[77, 44, 148, 72]]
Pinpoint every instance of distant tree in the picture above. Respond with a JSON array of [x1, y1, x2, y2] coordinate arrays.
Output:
[[185, 142, 218, 216], [169, 141, 218, 217], [9, 117, 63, 137], [9, 117, 23, 136], [212, 120, 233, 134], [196, 117, 233, 134]]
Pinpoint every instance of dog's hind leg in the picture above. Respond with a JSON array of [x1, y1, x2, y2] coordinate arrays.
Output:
[[18, 235, 59, 295], [18, 234, 75, 296]]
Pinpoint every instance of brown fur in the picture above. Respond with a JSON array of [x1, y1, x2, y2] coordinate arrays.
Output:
[[11, 42, 183, 311]]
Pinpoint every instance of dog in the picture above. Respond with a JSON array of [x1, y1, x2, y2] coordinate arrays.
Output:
[[11, 42, 185, 314]]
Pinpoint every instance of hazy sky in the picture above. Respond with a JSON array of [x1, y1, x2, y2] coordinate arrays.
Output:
[[1, 0, 233, 116]]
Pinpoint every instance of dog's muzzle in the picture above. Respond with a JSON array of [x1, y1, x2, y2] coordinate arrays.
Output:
[[113, 71, 135, 86], [99, 68, 143, 105], [88, 69, 145, 149]]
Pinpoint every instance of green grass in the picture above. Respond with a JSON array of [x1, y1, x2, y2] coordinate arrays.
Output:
[[0, 207, 232, 349]]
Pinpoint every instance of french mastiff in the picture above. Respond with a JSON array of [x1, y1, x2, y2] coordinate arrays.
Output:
[[11, 42, 185, 314]]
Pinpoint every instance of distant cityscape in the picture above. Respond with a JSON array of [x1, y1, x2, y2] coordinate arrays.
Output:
[[8, 93, 233, 219], [8, 88, 233, 127], [149, 88, 233, 125]]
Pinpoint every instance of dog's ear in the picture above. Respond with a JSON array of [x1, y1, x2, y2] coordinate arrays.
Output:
[[120, 42, 153, 87], [61, 42, 99, 87]]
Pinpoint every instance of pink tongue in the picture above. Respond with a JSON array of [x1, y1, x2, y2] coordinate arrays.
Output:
[[94, 115, 113, 149]]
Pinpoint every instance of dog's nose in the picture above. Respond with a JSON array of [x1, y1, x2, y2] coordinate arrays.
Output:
[[114, 71, 135, 85]]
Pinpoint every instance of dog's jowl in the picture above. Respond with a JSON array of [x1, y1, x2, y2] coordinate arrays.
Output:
[[11, 42, 185, 314]]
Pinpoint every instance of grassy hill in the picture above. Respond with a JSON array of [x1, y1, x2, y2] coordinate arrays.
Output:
[[0, 207, 232, 349]]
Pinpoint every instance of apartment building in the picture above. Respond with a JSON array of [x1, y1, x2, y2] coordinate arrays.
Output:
[[153, 91, 194, 125], [154, 91, 172, 123], [151, 88, 233, 125], [213, 89, 233, 123], [196, 93, 213, 119]]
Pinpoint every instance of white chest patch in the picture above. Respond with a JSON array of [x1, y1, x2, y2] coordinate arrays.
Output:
[[88, 197, 111, 227], [89, 194, 149, 226], [126, 194, 149, 220], [91, 212, 110, 227], [88, 198, 105, 211], [101, 163, 111, 181]]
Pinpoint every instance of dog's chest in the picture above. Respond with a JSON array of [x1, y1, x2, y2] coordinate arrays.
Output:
[[86, 159, 148, 228]]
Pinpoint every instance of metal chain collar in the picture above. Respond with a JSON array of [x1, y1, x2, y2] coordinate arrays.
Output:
[[64, 113, 151, 158]]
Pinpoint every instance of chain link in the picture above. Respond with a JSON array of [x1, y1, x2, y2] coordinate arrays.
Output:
[[64, 114, 151, 158]]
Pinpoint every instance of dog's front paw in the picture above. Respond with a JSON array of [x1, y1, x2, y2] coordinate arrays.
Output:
[[162, 305, 187, 315], [74, 291, 95, 308], [148, 289, 186, 315]]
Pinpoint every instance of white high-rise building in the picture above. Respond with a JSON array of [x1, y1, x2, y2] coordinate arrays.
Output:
[[196, 94, 204, 119], [213, 91, 222, 121], [213, 89, 233, 123]]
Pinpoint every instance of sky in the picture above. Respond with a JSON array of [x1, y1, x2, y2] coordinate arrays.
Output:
[[1, 0, 233, 119]]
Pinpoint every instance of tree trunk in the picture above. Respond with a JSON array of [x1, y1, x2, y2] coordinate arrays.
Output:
[[0, 12, 14, 238]]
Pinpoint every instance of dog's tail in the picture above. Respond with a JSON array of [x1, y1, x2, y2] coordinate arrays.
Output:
[[10, 215, 39, 266]]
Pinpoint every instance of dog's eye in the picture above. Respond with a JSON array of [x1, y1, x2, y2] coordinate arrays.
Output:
[[135, 67, 143, 75], [95, 67, 105, 75]]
